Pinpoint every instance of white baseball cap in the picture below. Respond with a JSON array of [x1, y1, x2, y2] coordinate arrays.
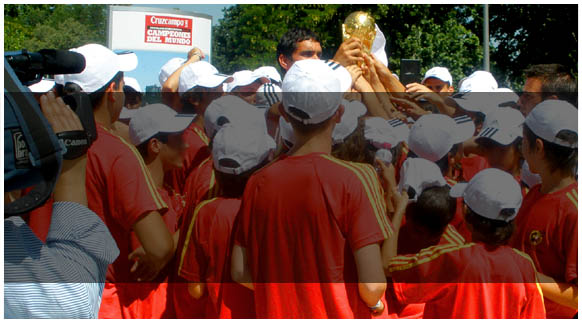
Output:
[[324, 60, 353, 93], [364, 117, 410, 149], [118, 106, 139, 122], [408, 114, 472, 162], [477, 108, 525, 145], [28, 78, 55, 93], [159, 57, 186, 86], [278, 116, 296, 149], [204, 95, 267, 138], [123, 76, 142, 93], [375, 149, 393, 164], [178, 61, 233, 94], [453, 114, 477, 139], [422, 67, 453, 86], [63, 44, 137, 93], [398, 157, 447, 202], [371, 23, 389, 67], [458, 70, 498, 93], [212, 124, 275, 175], [282, 59, 343, 125], [254, 66, 282, 84], [332, 99, 367, 144], [255, 83, 282, 109], [226, 70, 268, 92], [129, 103, 194, 146], [524, 100, 578, 148], [450, 168, 522, 222]]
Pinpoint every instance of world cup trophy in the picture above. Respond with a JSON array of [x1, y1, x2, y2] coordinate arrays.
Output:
[[342, 11, 376, 66]]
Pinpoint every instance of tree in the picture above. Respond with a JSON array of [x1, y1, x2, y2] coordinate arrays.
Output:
[[4, 4, 107, 51], [489, 4, 577, 89], [212, 4, 484, 84]]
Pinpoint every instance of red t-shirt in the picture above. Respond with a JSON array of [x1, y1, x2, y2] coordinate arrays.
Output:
[[389, 241, 546, 319], [387, 224, 466, 318], [87, 125, 170, 318], [177, 198, 255, 318], [181, 156, 220, 227], [234, 152, 393, 318], [444, 176, 472, 241], [510, 182, 578, 319], [165, 122, 211, 196]]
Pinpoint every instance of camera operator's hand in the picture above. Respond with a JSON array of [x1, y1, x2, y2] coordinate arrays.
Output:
[[40, 92, 88, 206]]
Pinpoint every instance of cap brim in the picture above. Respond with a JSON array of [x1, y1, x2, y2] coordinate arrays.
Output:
[[477, 127, 516, 145], [116, 52, 138, 72], [119, 107, 138, 121], [199, 75, 233, 88], [160, 114, 195, 134], [449, 182, 468, 198]]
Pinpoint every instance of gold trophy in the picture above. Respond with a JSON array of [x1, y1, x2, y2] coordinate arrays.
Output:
[[342, 11, 376, 66]]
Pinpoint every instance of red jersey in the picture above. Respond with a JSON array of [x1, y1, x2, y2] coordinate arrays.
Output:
[[510, 182, 578, 319], [444, 176, 472, 241], [234, 152, 393, 318], [181, 156, 220, 226], [87, 124, 170, 318], [389, 241, 546, 319], [178, 198, 255, 318], [388, 224, 465, 318], [165, 122, 211, 196]]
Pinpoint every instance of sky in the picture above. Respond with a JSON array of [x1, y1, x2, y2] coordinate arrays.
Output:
[[121, 4, 231, 90]]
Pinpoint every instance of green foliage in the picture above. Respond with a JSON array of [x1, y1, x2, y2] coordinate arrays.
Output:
[[4, 4, 107, 51]]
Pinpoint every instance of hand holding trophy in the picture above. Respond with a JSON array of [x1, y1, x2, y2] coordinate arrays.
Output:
[[342, 11, 377, 67]]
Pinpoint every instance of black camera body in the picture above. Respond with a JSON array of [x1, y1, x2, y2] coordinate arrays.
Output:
[[5, 49, 95, 216]]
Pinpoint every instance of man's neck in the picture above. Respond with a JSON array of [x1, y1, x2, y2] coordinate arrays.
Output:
[[193, 114, 204, 129], [146, 157, 164, 189], [94, 104, 113, 129], [290, 131, 333, 157], [539, 168, 575, 194]]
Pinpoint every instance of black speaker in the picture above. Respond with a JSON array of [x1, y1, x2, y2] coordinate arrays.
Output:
[[400, 59, 421, 86]]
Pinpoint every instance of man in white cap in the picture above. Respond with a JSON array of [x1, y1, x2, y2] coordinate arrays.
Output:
[[406, 66, 454, 97], [226, 70, 269, 105], [232, 59, 403, 318], [61, 44, 174, 319], [389, 168, 545, 319], [126, 104, 193, 318], [510, 100, 578, 319], [177, 124, 274, 318]]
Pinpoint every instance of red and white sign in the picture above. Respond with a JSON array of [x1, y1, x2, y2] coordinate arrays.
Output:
[[145, 15, 193, 46]]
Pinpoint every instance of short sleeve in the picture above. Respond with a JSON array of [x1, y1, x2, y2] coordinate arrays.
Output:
[[346, 164, 393, 251], [233, 175, 258, 248], [111, 152, 167, 231], [563, 205, 577, 284]]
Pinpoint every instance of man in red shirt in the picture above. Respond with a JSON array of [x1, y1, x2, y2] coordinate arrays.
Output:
[[178, 124, 275, 318], [510, 100, 578, 318], [165, 61, 233, 196], [231, 59, 401, 318], [390, 168, 546, 319], [61, 44, 175, 318]]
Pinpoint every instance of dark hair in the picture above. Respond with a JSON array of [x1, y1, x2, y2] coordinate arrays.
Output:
[[465, 206, 515, 245], [124, 85, 143, 107], [180, 88, 204, 114], [214, 158, 269, 198], [62, 71, 124, 109], [524, 64, 578, 106], [276, 28, 320, 68], [523, 124, 577, 174], [136, 133, 169, 159], [407, 186, 456, 237], [332, 118, 374, 165]]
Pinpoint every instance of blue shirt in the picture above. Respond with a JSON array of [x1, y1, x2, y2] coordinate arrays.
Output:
[[5, 202, 119, 318]]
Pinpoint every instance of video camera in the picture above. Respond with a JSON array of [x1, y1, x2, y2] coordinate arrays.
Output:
[[5, 49, 96, 217]]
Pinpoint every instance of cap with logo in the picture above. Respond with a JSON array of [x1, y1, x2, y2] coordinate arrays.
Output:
[[254, 66, 282, 84], [282, 59, 343, 125], [477, 107, 525, 145], [204, 95, 267, 139], [398, 157, 447, 202], [159, 57, 186, 86], [408, 114, 473, 162], [324, 60, 353, 93], [525, 100, 578, 148], [129, 103, 194, 146], [178, 61, 233, 95], [364, 117, 410, 149], [63, 44, 138, 93], [212, 124, 275, 175], [255, 83, 282, 109], [450, 168, 522, 222], [422, 67, 453, 86]]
